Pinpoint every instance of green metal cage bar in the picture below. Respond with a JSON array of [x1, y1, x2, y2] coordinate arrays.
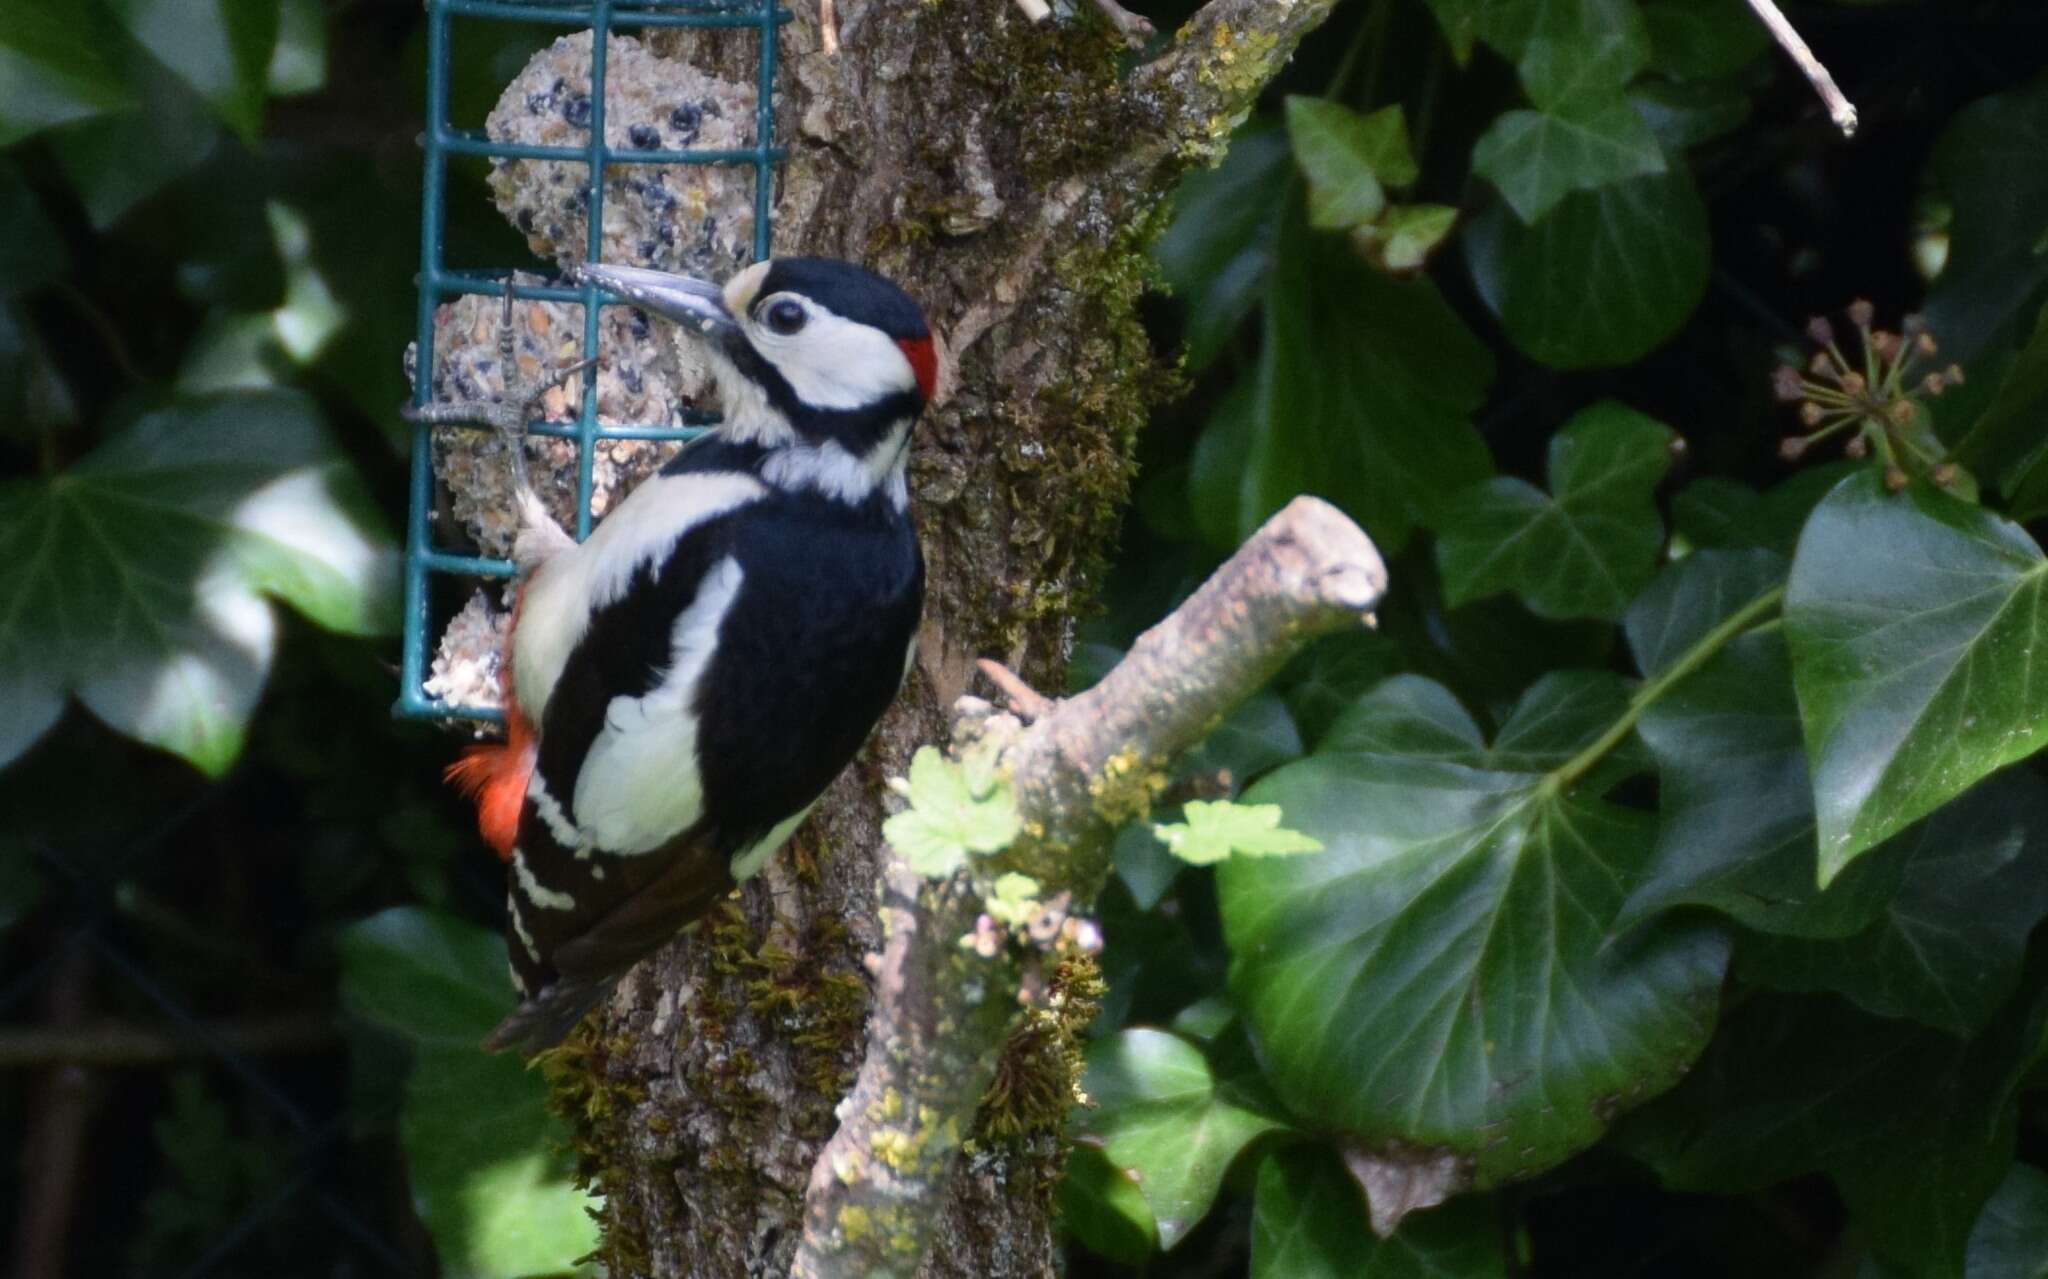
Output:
[[399, 0, 791, 724]]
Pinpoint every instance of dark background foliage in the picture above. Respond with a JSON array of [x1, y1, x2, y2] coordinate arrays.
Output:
[[3, 0, 2047, 1276]]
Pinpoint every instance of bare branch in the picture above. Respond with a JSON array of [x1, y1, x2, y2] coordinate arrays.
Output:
[[793, 498, 1386, 1277], [1127, 0, 1346, 170], [1744, 0, 1857, 137]]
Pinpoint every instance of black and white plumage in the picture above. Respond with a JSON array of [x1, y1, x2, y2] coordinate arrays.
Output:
[[469, 257, 933, 1054]]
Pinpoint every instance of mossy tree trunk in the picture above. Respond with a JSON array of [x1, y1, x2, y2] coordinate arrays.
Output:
[[562, 2, 1339, 1273]]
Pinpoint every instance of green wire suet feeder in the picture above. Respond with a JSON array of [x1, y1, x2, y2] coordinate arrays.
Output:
[[398, 0, 790, 724]]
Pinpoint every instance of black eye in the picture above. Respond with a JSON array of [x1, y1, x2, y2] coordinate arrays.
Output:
[[764, 298, 807, 335]]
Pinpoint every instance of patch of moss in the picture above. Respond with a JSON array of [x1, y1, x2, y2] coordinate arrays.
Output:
[[540, 1023, 653, 1278], [973, 950, 1106, 1158]]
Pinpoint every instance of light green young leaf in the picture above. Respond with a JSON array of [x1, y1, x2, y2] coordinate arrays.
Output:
[[1153, 800, 1322, 866], [985, 871, 1043, 927], [1785, 472, 2048, 883], [1354, 203, 1460, 274], [338, 908, 598, 1278], [1285, 99, 1419, 232], [1436, 401, 1677, 620], [883, 745, 1021, 877], [0, 391, 397, 774], [1074, 1029, 1290, 1249]]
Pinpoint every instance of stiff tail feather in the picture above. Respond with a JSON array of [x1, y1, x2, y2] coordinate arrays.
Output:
[[482, 975, 618, 1055]]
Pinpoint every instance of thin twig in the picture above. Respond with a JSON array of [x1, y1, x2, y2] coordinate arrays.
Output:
[[1744, 0, 1858, 137], [0, 1012, 341, 1069], [818, 0, 840, 55], [975, 658, 1051, 721]]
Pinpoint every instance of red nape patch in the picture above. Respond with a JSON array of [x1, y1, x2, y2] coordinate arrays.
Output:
[[897, 335, 938, 402]]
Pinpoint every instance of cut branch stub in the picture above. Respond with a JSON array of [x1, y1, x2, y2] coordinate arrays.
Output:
[[792, 496, 1386, 1277]]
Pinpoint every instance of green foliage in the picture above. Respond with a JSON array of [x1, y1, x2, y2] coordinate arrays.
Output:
[[1070, 1028, 1290, 1248], [1151, 799, 1321, 865], [882, 744, 1023, 876], [339, 908, 598, 1278], [1080, 16, 2048, 1277], [0, 391, 395, 774]]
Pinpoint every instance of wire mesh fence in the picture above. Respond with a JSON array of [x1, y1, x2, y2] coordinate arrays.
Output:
[[398, 0, 790, 725]]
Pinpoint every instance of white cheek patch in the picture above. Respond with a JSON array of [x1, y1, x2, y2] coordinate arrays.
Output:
[[512, 471, 765, 722], [571, 556, 746, 854], [754, 307, 917, 411]]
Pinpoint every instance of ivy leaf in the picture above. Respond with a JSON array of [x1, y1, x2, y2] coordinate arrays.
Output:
[[0, 0, 134, 145], [1967, 1164, 2048, 1279], [1286, 98, 1418, 231], [1628, 78, 1752, 150], [1354, 203, 1460, 274], [1154, 123, 1291, 372], [1073, 1029, 1290, 1249], [1624, 548, 1786, 678], [1473, 97, 1665, 225], [882, 746, 1021, 877], [1923, 75, 2048, 363], [104, 0, 278, 142], [1739, 770, 2048, 1035], [1476, 0, 1649, 74], [1615, 977, 2048, 1279], [1640, 0, 1769, 81], [0, 160, 68, 296], [1466, 170, 1709, 369], [1251, 1148, 1505, 1279], [1153, 800, 1322, 866], [1785, 472, 2048, 882], [1248, 208, 1494, 554], [338, 908, 598, 1278], [0, 391, 397, 774], [1418, 0, 1482, 62], [1221, 676, 1730, 1188], [1437, 401, 1676, 620], [1058, 1145, 1157, 1263]]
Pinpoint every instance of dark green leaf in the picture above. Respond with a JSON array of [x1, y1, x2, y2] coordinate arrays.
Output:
[[1739, 771, 2048, 1035], [1073, 1028, 1290, 1249], [1222, 676, 1729, 1187], [1276, 629, 1404, 748], [0, 391, 398, 773], [0, 0, 135, 144], [1953, 300, 2048, 490], [1437, 401, 1676, 619], [1629, 78, 1752, 150], [1251, 1147, 1505, 1279], [0, 161, 69, 296], [1476, 0, 1649, 73], [1472, 97, 1666, 225], [1966, 1164, 2048, 1279], [1113, 823, 1182, 912], [48, 47, 221, 231], [1467, 170, 1709, 369], [105, 0, 278, 141], [1670, 478, 1760, 551], [1059, 1144, 1157, 1263], [1154, 123, 1291, 371], [1624, 548, 1785, 678], [1616, 979, 2048, 1279], [1640, 0, 1770, 81], [1785, 472, 2048, 881], [339, 907, 598, 1277], [1418, 0, 1482, 62], [1247, 209, 1493, 553], [1187, 377, 1262, 552], [1923, 76, 2048, 363]]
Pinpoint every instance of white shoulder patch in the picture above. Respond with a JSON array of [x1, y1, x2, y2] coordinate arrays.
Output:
[[571, 555, 746, 854], [512, 470, 765, 721]]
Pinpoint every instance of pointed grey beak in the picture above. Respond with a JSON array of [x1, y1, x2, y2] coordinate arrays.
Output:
[[573, 263, 737, 338]]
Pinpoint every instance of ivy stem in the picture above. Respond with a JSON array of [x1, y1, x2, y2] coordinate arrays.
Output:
[[1547, 583, 1788, 793]]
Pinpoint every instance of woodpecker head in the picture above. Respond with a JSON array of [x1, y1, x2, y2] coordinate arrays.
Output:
[[576, 258, 935, 502]]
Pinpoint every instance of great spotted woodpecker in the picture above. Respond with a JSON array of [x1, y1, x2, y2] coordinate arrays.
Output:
[[446, 258, 934, 1054]]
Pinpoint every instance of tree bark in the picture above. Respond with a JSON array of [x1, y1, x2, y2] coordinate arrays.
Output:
[[531, 1, 1347, 1274]]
